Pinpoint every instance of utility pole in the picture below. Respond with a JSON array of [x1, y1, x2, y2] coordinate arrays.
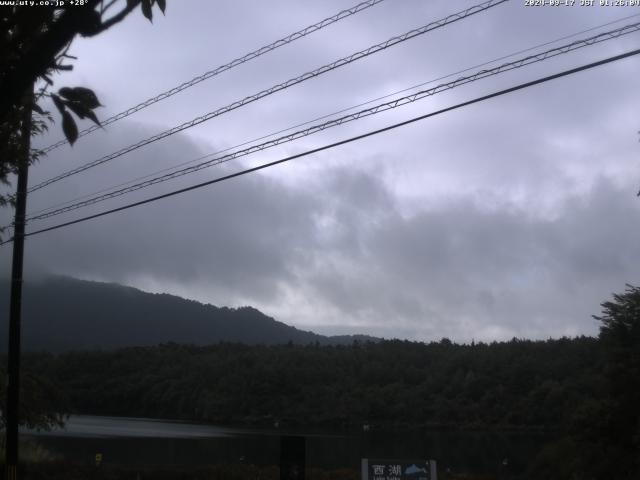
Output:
[[5, 89, 33, 480]]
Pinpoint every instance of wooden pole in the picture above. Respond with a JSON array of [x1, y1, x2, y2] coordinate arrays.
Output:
[[5, 89, 32, 480]]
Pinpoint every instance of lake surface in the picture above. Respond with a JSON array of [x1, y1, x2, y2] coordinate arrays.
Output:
[[25, 415, 549, 474], [29, 415, 252, 439]]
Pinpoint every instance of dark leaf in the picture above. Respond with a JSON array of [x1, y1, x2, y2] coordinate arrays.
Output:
[[31, 103, 45, 115], [42, 75, 53, 85], [75, 87, 101, 109], [64, 100, 87, 120], [141, 0, 153, 22], [61, 111, 78, 145], [51, 94, 65, 115], [77, 9, 102, 36], [65, 100, 101, 127], [59, 87, 101, 109], [157, 0, 166, 14], [84, 109, 101, 127], [56, 64, 73, 71], [58, 87, 74, 99]]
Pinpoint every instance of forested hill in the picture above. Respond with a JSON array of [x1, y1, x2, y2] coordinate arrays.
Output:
[[0, 276, 377, 351], [22, 338, 603, 430]]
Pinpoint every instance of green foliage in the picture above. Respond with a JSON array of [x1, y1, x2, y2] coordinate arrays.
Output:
[[0, 363, 68, 432], [0, 437, 59, 465], [141, 0, 153, 22], [60, 110, 78, 146], [6, 327, 637, 478], [52, 86, 103, 145], [18, 337, 603, 431], [1, 280, 638, 478], [0, 0, 166, 209], [528, 285, 640, 479], [586, 284, 640, 478]]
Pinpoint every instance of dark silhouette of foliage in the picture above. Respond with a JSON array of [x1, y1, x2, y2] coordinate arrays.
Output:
[[0, 0, 166, 213], [0, 0, 166, 427], [527, 285, 640, 480], [17, 337, 603, 432], [0, 362, 68, 432], [587, 284, 640, 479], [1, 279, 637, 477]]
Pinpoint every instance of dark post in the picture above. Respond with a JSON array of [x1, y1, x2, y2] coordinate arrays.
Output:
[[280, 435, 306, 480], [5, 90, 32, 480]]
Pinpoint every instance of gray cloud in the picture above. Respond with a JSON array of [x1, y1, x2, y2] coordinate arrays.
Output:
[[2, 0, 639, 342], [4, 118, 638, 343], [293, 173, 640, 341]]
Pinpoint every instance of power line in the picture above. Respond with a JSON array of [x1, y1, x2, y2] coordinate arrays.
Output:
[[28, 0, 509, 194], [2, 47, 637, 246], [24, 21, 640, 223], [26, 11, 640, 220], [39, 0, 388, 154]]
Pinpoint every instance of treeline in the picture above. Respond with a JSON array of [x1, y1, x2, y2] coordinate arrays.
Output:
[[22, 337, 603, 430], [6, 285, 638, 479]]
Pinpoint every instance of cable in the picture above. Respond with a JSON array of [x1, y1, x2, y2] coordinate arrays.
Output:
[[39, 0, 388, 154], [28, 0, 509, 194], [26, 11, 640, 219], [1, 47, 636, 246], [32, 0, 506, 192], [24, 21, 640, 222]]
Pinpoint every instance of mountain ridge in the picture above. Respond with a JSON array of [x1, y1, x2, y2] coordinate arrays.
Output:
[[0, 276, 380, 352]]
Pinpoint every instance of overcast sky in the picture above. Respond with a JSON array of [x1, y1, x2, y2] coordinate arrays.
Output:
[[2, 0, 640, 342]]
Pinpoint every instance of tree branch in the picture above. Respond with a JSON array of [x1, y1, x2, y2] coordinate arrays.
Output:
[[93, 0, 141, 34], [101, 0, 120, 16], [0, 1, 99, 122], [0, 0, 142, 124]]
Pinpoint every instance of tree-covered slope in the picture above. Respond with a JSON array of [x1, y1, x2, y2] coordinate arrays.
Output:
[[22, 337, 603, 430], [0, 277, 376, 351]]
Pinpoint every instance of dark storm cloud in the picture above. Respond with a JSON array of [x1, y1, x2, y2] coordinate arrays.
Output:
[[5, 122, 319, 303], [1, 117, 638, 341], [1, 1, 639, 341], [293, 173, 640, 341]]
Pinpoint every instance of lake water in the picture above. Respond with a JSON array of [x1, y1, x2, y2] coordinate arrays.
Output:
[[25, 415, 549, 474]]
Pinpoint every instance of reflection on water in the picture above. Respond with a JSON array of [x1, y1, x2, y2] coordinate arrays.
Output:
[[25, 415, 550, 474], [29, 415, 244, 439]]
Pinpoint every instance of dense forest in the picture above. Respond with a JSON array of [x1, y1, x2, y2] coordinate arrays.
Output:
[[1, 337, 636, 479], [19, 337, 603, 431], [1, 285, 637, 479]]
